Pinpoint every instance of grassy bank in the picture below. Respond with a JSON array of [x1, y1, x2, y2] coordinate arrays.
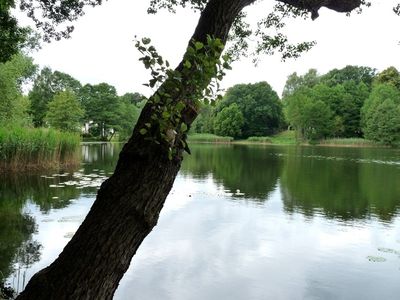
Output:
[[234, 131, 297, 145], [0, 126, 81, 171], [188, 133, 233, 143], [188, 131, 390, 148], [247, 131, 297, 145]]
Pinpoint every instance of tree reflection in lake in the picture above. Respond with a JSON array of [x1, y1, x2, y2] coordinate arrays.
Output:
[[0, 143, 123, 293], [1, 142, 400, 299], [279, 146, 400, 222], [181, 144, 283, 201]]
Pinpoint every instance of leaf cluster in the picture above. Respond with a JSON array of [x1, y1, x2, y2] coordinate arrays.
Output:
[[135, 36, 232, 158]]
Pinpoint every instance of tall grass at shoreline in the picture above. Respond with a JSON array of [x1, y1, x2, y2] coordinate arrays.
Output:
[[188, 133, 233, 143], [0, 126, 81, 171]]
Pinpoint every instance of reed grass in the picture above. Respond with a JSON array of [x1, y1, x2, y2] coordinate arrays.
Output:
[[188, 133, 233, 143], [0, 126, 81, 171]]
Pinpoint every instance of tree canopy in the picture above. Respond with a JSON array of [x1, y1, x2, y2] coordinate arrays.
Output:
[[45, 90, 84, 132], [283, 66, 400, 144], [29, 68, 82, 127], [216, 82, 283, 138], [0, 53, 36, 125]]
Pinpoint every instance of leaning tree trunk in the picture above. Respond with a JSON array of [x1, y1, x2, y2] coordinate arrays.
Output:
[[16, 0, 255, 299]]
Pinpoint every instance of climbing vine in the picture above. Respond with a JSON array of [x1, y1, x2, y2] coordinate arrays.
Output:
[[135, 36, 231, 159]]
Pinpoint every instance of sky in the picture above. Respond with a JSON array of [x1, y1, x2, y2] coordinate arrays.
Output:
[[16, 0, 400, 97]]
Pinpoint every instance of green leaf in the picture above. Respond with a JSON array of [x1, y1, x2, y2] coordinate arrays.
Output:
[[195, 42, 204, 50], [180, 123, 188, 132], [184, 60, 192, 69], [162, 111, 170, 119], [139, 128, 147, 135], [175, 101, 185, 112]]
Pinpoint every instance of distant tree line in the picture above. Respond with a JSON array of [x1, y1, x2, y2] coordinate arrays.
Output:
[[2, 52, 399, 145], [192, 65, 400, 146], [0, 52, 146, 141], [283, 66, 400, 145]]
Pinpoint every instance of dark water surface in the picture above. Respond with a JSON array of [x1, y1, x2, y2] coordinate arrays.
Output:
[[1, 143, 400, 299]]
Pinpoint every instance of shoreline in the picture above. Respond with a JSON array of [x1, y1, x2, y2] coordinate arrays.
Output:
[[189, 140, 392, 149]]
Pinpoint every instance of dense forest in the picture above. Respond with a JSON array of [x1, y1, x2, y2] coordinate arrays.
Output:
[[1, 49, 400, 146], [192, 65, 400, 145]]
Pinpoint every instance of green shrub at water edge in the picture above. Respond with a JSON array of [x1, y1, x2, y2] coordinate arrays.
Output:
[[0, 126, 81, 170]]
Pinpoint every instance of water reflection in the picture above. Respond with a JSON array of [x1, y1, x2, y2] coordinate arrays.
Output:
[[181, 144, 283, 200], [0, 143, 123, 293], [279, 146, 400, 222], [1, 142, 399, 299], [0, 194, 39, 294], [182, 144, 400, 222]]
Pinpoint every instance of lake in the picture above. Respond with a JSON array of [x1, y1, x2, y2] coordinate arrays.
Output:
[[1, 143, 400, 299]]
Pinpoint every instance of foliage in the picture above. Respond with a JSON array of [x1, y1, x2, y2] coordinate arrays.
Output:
[[115, 96, 141, 141], [0, 125, 80, 170], [283, 67, 374, 140], [120, 92, 146, 106], [216, 82, 284, 139], [285, 89, 334, 141], [29, 68, 82, 127], [45, 90, 84, 132], [213, 103, 244, 138], [148, 1, 319, 62], [282, 68, 319, 98], [135, 36, 232, 158], [362, 83, 400, 125], [374, 66, 400, 90], [362, 84, 400, 145], [0, 2, 33, 63], [309, 82, 368, 137], [79, 83, 122, 139], [0, 54, 36, 125], [321, 65, 376, 89], [191, 103, 214, 134]]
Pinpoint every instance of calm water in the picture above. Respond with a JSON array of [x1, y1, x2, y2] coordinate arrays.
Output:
[[1, 143, 400, 299]]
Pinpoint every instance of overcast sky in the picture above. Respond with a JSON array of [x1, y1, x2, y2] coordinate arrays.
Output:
[[17, 0, 400, 97]]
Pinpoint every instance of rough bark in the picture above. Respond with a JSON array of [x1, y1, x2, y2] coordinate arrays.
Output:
[[17, 0, 362, 299]]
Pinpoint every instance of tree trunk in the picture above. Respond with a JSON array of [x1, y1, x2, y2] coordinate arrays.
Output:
[[16, 1, 254, 299]]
